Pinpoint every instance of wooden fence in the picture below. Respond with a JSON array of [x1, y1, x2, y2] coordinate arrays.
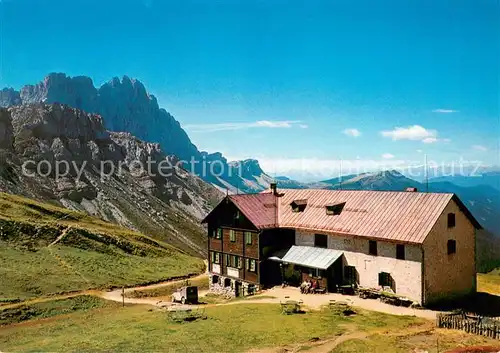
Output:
[[437, 313, 500, 339]]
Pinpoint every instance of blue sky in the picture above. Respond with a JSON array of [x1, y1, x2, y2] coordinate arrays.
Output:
[[0, 0, 498, 179]]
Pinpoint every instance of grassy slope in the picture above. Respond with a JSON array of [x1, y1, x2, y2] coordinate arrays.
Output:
[[0, 304, 497, 353], [0, 192, 204, 300], [478, 269, 500, 296], [0, 296, 119, 326]]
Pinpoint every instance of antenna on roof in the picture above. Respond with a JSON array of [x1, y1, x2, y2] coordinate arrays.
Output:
[[424, 153, 429, 193]]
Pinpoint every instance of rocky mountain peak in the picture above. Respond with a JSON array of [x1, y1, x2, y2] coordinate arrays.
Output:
[[9, 103, 109, 143], [0, 88, 22, 107], [0, 73, 268, 194], [232, 159, 265, 176]]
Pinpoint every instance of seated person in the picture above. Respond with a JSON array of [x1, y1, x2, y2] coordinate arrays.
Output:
[[300, 280, 308, 293], [311, 280, 318, 292]]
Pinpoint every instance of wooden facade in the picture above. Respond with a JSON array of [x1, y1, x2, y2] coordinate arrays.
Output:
[[205, 198, 261, 284]]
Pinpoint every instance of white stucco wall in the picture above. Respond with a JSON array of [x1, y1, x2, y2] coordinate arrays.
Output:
[[295, 230, 423, 303]]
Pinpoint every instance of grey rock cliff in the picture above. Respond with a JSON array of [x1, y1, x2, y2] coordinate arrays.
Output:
[[3, 73, 270, 193], [19, 73, 199, 163], [0, 104, 223, 256], [0, 73, 270, 192]]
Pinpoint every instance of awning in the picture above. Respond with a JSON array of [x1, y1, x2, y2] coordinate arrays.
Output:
[[281, 246, 343, 270]]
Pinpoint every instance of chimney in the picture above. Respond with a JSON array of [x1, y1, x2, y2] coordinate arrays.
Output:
[[405, 187, 418, 192], [270, 182, 277, 195]]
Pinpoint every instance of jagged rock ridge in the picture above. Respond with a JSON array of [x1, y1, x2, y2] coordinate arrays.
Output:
[[3, 73, 267, 192], [0, 103, 222, 257]]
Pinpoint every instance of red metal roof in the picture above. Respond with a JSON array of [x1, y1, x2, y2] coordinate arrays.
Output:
[[229, 193, 278, 229], [205, 189, 480, 244], [276, 189, 453, 244]]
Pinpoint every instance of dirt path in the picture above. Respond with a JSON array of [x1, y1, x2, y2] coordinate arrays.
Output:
[[220, 287, 439, 320], [247, 330, 368, 353], [48, 227, 71, 247], [1, 261, 209, 310]]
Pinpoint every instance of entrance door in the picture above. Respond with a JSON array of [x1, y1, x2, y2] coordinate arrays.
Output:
[[328, 257, 343, 292], [235, 281, 242, 297]]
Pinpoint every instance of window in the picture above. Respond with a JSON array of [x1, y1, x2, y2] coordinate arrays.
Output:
[[229, 229, 236, 242], [309, 268, 322, 278], [224, 253, 230, 266], [378, 272, 393, 288], [210, 251, 220, 264], [246, 259, 256, 272], [325, 202, 346, 215], [231, 255, 237, 268], [290, 199, 307, 212], [396, 244, 405, 260], [369, 240, 378, 256], [245, 232, 252, 245], [344, 266, 357, 285], [314, 234, 328, 248], [447, 239, 457, 255], [447, 213, 456, 228], [237, 257, 242, 269], [214, 228, 222, 239]]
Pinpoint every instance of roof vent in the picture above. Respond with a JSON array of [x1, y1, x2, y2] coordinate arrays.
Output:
[[405, 187, 418, 192], [290, 199, 307, 212], [325, 202, 346, 216]]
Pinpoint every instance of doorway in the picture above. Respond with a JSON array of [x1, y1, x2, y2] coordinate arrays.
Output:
[[235, 281, 242, 297]]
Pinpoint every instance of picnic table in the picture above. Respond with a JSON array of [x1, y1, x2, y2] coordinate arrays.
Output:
[[280, 299, 303, 314], [337, 284, 356, 295]]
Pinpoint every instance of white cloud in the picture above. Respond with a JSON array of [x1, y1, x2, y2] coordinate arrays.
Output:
[[382, 153, 395, 159], [343, 128, 361, 137], [472, 145, 488, 152], [432, 109, 460, 113], [381, 125, 436, 141], [381, 125, 450, 144], [416, 149, 423, 153], [299, 124, 309, 129], [422, 137, 438, 144], [184, 120, 303, 133]]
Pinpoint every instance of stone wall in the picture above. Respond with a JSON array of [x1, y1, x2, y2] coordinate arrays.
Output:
[[208, 273, 260, 298], [423, 199, 477, 305]]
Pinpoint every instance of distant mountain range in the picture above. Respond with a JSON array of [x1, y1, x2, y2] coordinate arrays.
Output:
[[430, 172, 500, 192], [272, 170, 500, 238]]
